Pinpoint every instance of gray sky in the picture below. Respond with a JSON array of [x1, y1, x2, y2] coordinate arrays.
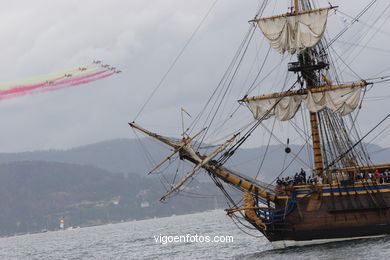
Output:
[[0, 0, 389, 153]]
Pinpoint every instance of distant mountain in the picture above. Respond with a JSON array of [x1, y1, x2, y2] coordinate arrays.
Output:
[[0, 161, 224, 236], [0, 138, 388, 182], [0, 138, 168, 175], [218, 142, 389, 183]]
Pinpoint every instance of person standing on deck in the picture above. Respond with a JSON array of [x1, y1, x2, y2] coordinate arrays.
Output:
[[300, 168, 306, 183], [374, 170, 381, 183]]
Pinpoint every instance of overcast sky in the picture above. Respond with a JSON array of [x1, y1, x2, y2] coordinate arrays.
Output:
[[0, 0, 389, 153]]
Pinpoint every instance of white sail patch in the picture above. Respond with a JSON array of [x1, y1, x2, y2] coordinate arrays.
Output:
[[257, 9, 329, 54], [304, 87, 361, 115], [248, 87, 362, 121], [248, 95, 302, 121]]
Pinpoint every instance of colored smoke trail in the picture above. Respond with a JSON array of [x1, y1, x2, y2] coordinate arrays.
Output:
[[0, 63, 95, 92], [49, 69, 108, 88], [0, 63, 119, 100], [40, 72, 115, 94], [0, 67, 102, 96]]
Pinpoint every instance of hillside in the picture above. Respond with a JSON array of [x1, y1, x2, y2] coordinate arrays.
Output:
[[0, 138, 387, 182], [0, 161, 223, 236]]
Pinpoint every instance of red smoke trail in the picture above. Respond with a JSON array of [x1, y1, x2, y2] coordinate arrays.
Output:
[[0, 72, 115, 100], [48, 69, 108, 88], [40, 72, 115, 94], [0, 70, 109, 99], [0, 76, 63, 96]]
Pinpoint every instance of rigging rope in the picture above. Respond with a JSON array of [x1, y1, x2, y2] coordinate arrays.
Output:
[[322, 0, 378, 53], [133, 0, 219, 121], [324, 112, 390, 172]]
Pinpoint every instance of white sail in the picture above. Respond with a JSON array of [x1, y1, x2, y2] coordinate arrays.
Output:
[[304, 87, 362, 115], [248, 87, 362, 121], [257, 9, 329, 54], [248, 95, 302, 121]]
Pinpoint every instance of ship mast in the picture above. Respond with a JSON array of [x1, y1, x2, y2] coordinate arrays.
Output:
[[244, 0, 357, 179], [295, 0, 324, 178], [294, 0, 299, 12]]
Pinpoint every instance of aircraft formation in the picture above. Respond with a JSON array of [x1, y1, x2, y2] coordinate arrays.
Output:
[[0, 60, 122, 100]]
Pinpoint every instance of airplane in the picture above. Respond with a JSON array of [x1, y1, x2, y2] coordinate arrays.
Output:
[[64, 74, 72, 78], [93, 60, 102, 64], [101, 64, 110, 68], [79, 67, 87, 71], [115, 70, 122, 73], [110, 67, 116, 71], [46, 80, 54, 84]]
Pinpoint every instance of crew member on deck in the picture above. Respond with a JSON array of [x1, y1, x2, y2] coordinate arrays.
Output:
[[300, 168, 306, 183]]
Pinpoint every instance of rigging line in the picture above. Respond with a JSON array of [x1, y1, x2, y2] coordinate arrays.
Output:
[[334, 3, 388, 69], [366, 122, 390, 144], [371, 64, 390, 77], [245, 45, 272, 95], [254, 0, 269, 19], [336, 40, 390, 54], [254, 117, 276, 180], [365, 75, 390, 81], [329, 46, 362, 80], [337, 10, 390, 39], [253, 68, 291, 180], [131, 128, 156, 168], [172, 159, 181, 184], [203, 118, 255, 147], [206, 61, 291, 146], [204, 105, 243, 141], [218, 82, 299, 165], [322, 0, 378, 53], [260, 123, 312, 169], [240, 27, 265, 93], [348, 89, 372, 165], [266, 139, 309, 187], [187, 26, 255, 134], [371, 78, 390, 84], [340, 4, 390, 73], [349, 87, 367, 137], [196, 27, 257, 150], [246, 53, 287, 95], [324, 112, 390, 172], [229, 214, 264, 238], [289, 119, 311, 143], [133, 0, 219, 121], [188, 0, 270, 134], [364, 94, 390, 100], [300, 103, 313, 169], [331, 14, 377, 72]]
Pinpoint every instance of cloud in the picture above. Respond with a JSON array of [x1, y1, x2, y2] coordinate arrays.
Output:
[[0, 0, 389, 152]]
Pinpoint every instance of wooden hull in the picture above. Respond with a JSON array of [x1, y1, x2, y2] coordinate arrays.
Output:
[[265, 223, 390, 248], [250, 182, 390, 247]]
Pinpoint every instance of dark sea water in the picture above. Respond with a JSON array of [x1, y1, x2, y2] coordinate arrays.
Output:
[[0, 209, 389, 259]]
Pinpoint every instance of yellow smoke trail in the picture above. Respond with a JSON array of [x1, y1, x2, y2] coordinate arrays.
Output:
[[0, 63, 99, 91]]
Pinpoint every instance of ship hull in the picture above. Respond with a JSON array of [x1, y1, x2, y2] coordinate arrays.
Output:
[[250, 183, 390, 248], [271, 234, 387, 248], [266, 223, 390, 248]]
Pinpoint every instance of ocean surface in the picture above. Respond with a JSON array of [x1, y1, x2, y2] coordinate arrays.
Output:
[[0, 209, 390, 259]]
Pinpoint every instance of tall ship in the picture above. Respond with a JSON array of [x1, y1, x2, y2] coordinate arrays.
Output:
[[129, 0, 390, 248]]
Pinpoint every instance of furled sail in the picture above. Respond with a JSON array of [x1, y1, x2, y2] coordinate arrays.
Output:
[[247, 86, 362, 121], [248, 95, 302, 121], [304, 87, 361, 115], [257, 8, 329, 54]]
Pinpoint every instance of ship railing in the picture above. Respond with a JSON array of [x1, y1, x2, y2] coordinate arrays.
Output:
[[255, 194, 296, 223]]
